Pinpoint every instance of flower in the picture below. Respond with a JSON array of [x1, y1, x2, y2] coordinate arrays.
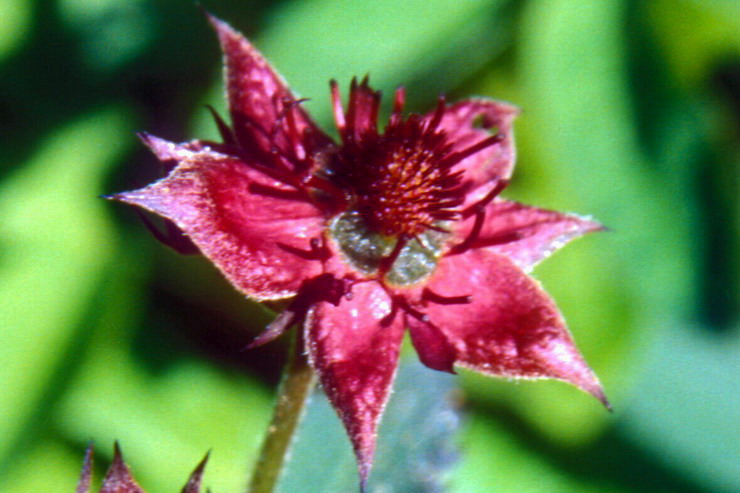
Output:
[[112, 14, 607, 485]]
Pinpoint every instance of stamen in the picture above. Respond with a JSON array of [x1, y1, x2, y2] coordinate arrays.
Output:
[[422, 288, 472, 305], [330, 79, 346, 133], [426, 96, 446, 133], [239, 158, 302, 190], [379, 236, 408, 275], [269, 97, 304, 166], [247, 182, 308, 202], [206, 105, 236, 146], [473, 230, 523, 248], [309, 236, 332, 260], [247, 274, 349, 349], [345, 77, 359, 142], [277, 240, 330, 261], [380, 298, 399, 327], [425, 224, 451, 234], [396, 296, 429, 323], [283, 97, 307, 161], [246, 309, 296, 349], [367, 90, 382, 136], [304, 175, 348, 211], [438, 132, 505, 169], [461, 178, 509, 219], [392, 86, 406, 116], [134, 210, 200, 255], [447, 209, 485, 256]]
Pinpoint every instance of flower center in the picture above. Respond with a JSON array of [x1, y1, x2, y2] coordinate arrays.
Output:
[[329, 210, 445, 286], [323, 78, 505, 286], [332, 115, 464, 239]]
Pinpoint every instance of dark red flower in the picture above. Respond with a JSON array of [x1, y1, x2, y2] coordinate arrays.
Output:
[[113, 15, 607, 484]]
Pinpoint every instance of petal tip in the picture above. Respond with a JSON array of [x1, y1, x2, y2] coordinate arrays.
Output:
[[591, 386, 613, 412], [75, 442, 95, 493]]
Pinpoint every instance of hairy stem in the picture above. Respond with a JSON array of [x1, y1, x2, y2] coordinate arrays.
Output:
[[247, 328, 316, 493]]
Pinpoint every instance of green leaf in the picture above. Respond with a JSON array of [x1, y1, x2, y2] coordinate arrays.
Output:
[[621, 325, 740, 492], [0, 108, 131, 468]]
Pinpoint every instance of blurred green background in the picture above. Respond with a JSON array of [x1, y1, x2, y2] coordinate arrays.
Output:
[[1, 0, 738, 491]]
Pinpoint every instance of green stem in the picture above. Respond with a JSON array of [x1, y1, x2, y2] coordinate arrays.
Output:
[[247, 328, 316, 493]]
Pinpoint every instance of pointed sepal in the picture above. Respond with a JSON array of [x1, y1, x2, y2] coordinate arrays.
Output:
[[306, 281, 405, 484], [454, 199, 605, 272], [180, 451, 210, 493], [409, 249, 608, 406], [111, 152, 326, 300], [100, 442, 146, 493], [76, 442, 95, 493], [206, 13, 331, 161]]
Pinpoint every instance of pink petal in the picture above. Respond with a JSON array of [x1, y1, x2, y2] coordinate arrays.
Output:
[[113, 152, 325, 300], [408, 249, 607, 405], [431, 99, 519, 199], [306, 281, 405, 484], [208, 15, 331, 161], [454, 199, 604, 273]]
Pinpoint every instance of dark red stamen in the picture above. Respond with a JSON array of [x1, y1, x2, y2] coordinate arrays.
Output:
[[380, 297, 399, 327], [422, 288, 472, 305], [269, 97, 306, 167], [461, 178, 509, 218], [447, 178, 511, 255], [248, 182, 308, 202], [438, 132, 505, 169], [379, 237, 408, 276], [447, 210, 484, 256], [396, 296, 430, 323], [207, 105, 237, 146], [247, 274, 349, 349], [473, 230, 523, 248], [330, 79, 346, 132], [134, 210, 200, 255], [277, 236, 331, 261], [283, 97, 307, 161], [367, 90, 381, 136], [304, 175, 348, 211], [344, 77, 359, 142], [426, 96, 446, 132], [393, 86, 406, 115]]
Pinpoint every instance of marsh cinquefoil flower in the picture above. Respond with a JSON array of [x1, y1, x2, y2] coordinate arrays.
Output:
[[113, 15, 607, 484]]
